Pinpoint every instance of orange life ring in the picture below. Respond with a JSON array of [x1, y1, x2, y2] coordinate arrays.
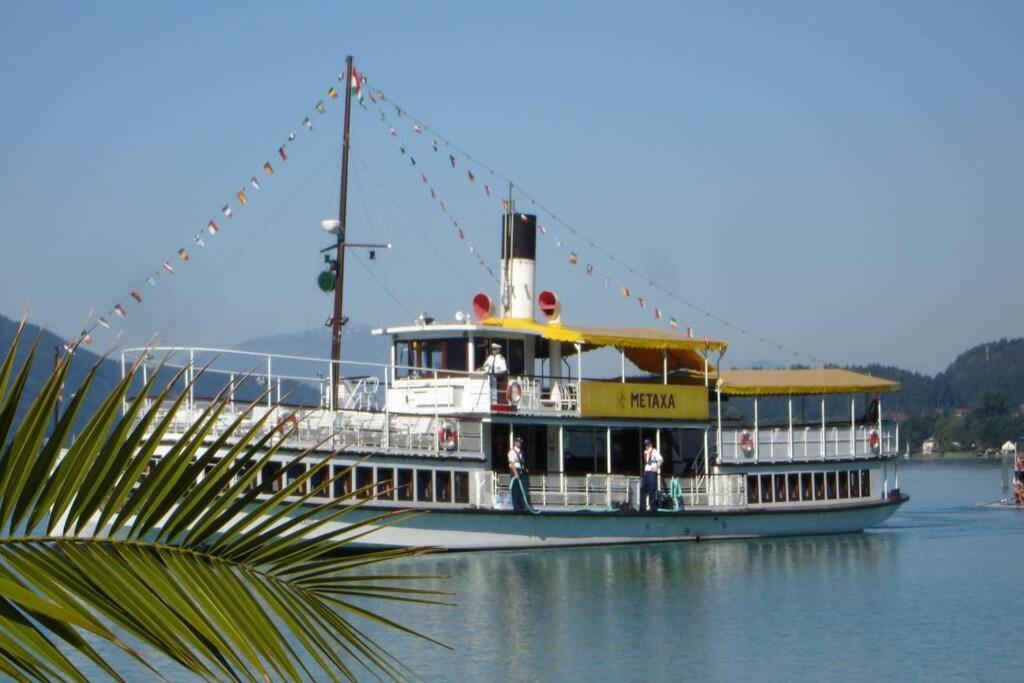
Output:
[[438, 421, 459, 451], [869, 430, 881, 454], [276, 414, 299, 434], [739, 430, 754, 456], [507, 381, 523, 404]]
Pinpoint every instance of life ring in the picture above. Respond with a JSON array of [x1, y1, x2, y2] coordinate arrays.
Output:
[[276, 414, 299, 434], [869, 429, 881, 454], [438, 420, 459, 451], [739, 430, 754, 456], [506, 381, 523, 404]]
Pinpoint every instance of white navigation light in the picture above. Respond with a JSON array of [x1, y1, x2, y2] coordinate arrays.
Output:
[[321, 219, 342, 235], [454, 310, 466, 322]]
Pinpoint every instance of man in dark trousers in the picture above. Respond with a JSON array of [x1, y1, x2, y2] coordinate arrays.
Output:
[[508, 435, 530, 511], [640, 438, 663, 512]]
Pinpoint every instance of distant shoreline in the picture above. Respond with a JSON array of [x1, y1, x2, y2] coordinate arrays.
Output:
[[908, 451, 1010, 461]]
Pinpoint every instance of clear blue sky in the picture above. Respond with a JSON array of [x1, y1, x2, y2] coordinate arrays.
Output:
[[1, 1, 1021, 374]]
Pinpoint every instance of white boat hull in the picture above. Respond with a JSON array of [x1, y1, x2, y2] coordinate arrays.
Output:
[[310, 496, 906, 551]]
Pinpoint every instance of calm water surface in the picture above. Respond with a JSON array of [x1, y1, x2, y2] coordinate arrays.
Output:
[[75, 460, 1020, 681]]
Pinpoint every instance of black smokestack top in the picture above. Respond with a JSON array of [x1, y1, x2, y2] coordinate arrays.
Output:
[[501, 213, 537, 261]]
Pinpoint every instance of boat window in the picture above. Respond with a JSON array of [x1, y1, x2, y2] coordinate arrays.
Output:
[[759, 474, 774, 503], [376, 467, 395, 500], [788, 473, 801, 501], [564, 427, 605, 474], [747, 475, 760, 504], [849, 470, 860, 498], [814, 472, 825, 500], [475, 338, 525, 375], [261, 462, 283, 493], [838, 471, 849, 499], [436, 471, 452, 503], [774, 474, 787, 502], [310, 464, 328, 498], [355, 466, 374, 499], [610, 428, 642, 475], [801, 473, 813, 501], [395, 338, 469, 377], [416, 470, 434, 502], [826, 472, 837, 499], [287, 463, 307, 495], [332, 465, 352, 498], [454, 471, 470, 503], [396, 469, 414, 501], [860, 469, 871, 497]]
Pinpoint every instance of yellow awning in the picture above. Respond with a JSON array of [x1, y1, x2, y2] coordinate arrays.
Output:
[[718, 368, 899, 397], [478, 318, 727, 373]]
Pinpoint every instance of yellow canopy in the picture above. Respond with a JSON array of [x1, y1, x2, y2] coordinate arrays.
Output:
[[478, 318, 727, 373], [718, 368, 899, 397]]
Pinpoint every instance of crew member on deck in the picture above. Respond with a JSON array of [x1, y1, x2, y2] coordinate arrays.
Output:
[[508, 436, 530, 512], [640, 438, 663, 513], [479, 342, 508, 402]]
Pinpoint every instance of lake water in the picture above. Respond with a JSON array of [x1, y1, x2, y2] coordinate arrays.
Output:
[[73, 459, 1021, 681], [361, 459, 1020, 682]]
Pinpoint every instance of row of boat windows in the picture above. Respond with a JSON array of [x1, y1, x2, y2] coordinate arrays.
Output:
[[258, 462, 471, 505], [747, 470, 871, 504]]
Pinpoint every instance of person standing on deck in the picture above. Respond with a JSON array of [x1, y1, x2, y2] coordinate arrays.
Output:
[[640, 438, 663, 513], [479, 342, 508, 402], [508, 436, 530, 511]]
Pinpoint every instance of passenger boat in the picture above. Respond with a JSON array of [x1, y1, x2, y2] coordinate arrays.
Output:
[[120, 57, 908, 550]]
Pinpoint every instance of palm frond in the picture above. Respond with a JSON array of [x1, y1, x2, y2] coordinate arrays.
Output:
[[0, 334, 450, 681]]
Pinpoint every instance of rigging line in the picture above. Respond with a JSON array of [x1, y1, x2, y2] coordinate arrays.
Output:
[[363, 82, 828, 366], [159, 142, 344, 341], [348, 250, 414, 319], [351, 161, 396, 327], [350, 149, 495, 289]]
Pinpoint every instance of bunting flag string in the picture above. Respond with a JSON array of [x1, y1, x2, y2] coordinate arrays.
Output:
[[358, 76, 829, 366], [69, 67, 352, 348]]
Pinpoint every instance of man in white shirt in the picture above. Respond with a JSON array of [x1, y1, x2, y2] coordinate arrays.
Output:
[[508, 435, 530, 511], [480, 342, 508, 403], [640, 438, 663, 513]]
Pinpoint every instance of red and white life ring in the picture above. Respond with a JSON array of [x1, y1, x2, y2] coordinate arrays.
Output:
[[869, 430, 881, 454], [438, 421, 459, 451], [276, 414, 299, 434], [506, 381, 523, 404], [739, 430, 754, 456]]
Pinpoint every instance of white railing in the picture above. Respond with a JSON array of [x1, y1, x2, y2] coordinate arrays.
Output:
[[485, 472, 747, 510], [143, 400, 485, 458], [719, 424, 898, 464]]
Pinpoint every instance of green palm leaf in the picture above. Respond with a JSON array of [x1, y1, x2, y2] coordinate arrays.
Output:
[[0, 333, 451, 681]]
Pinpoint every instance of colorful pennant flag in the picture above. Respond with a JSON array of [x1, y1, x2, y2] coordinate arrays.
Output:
[[484, 184, 491, 197], [114, 304, 127, 317], [288, 131, 296, 141], [98, 316, 109, 328], [430, 188, 436, 199], [263, 161, 274, 174], [467, 170, 475, 182], [432, 139, 438, 152], [538, 224, 547, 234], [278, 146, 287, 160], [162, 262, 175, 274], [457, 228, 464, 239], [328, 86, 338, 99], [208, 220, 219, 234], [146, 277, 157, 288], [501, 199, 510, 210], [421, 173, 428, 183], [554, 239, 563, 248], [569, 252, 578, 265], [586, 264, 594, 276], [687, 327, 694, 338], [410, 156, 416, 166], [82, 334, 93, 345], [654, 308, 662, 319], [400, 144, 405, 155], [236, 190, 248, 205], [250, 177, 261, 191], [449, 154, 456, 168], [315, 100, 326, 114], [413, 124, 422, 134], [638, 297, 646, 309], [350, 67, 364, 102], [221, 204, 233, 218], [130, 290, 142, 303], [178, 248, 189, 261], [621, 286, 630, 297], [303, 117, 313, 131], [389, 127, 397, 136], [440, 201, 447, 213], [194, 235, 205, 247], [669, 318, 678, 329]]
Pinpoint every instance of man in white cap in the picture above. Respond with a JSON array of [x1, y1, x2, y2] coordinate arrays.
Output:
[[479, 342, 508, 403], [640, 437, 663, 512], [508, 435, 530, 511]]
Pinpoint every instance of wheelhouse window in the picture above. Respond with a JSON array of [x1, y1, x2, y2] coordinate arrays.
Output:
[[395, 337, 469, 378], [760, 474, 774, 503], [747, 475, 760, 504], [788, 474, 801, 501], [801, 473, 813, 501]]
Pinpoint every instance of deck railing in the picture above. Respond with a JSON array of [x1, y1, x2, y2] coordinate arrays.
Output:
[[719, 423, 897, 464]]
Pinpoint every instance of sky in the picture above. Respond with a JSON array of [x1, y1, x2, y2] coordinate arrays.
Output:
[[0, 1, 1021, 375]]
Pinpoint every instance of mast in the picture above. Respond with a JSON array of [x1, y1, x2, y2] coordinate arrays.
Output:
[[330, 55, 354, 409]]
